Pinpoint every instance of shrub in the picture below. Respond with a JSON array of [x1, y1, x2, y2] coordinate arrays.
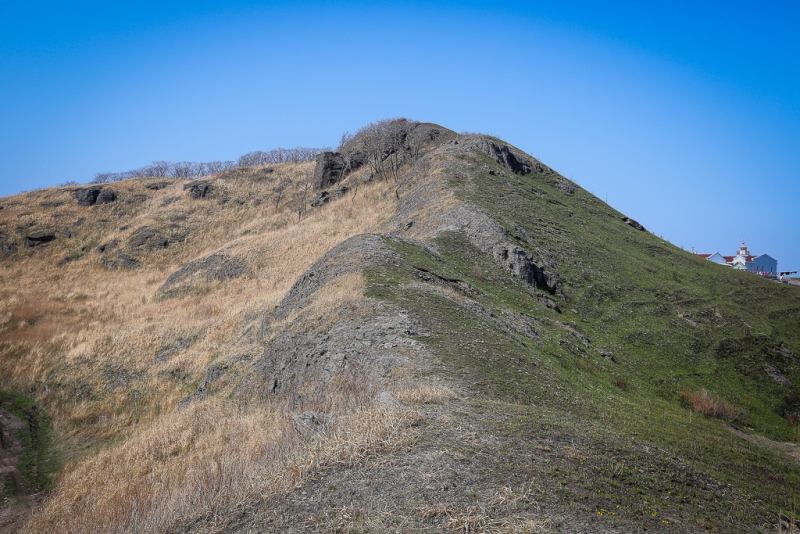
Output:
[[679, 389, 742, 421]]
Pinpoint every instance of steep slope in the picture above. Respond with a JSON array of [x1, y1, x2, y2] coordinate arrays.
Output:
[[1, 121, 798, 533]]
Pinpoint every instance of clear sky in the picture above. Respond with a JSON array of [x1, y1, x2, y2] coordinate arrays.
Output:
[[1, 1, 798, 271]]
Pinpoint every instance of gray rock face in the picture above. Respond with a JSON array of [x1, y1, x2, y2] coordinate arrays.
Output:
[[475, 140, 532, 175], [292, 411, 335, 441], [25, 232, 56, 247], [622, 217, 646, 231], [183, 181, 212, 199], [313, 151, 345, 191], [96, 190, 117, 204], [310, 191, 330, 207], [490, 244, 561, 296], [74, 187, 101, 206]]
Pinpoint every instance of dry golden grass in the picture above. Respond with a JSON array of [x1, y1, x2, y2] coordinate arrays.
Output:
[[0, 160, 444, 531], [393, 384, 457, 404], [0, 163, 399, 451], [679, 389, 741, 421], [22, 396, 423, 534]]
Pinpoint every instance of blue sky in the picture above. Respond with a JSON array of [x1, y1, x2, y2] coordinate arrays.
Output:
[[1, 1, 798, 271]]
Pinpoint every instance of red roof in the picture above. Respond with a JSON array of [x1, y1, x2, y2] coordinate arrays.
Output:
[[697, 254, 712, 259]]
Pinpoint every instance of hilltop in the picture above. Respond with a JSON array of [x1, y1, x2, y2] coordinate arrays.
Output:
[[1, 120, 799, 533]]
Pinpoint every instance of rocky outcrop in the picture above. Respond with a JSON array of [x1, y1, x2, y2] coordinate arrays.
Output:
[[310, 191, 330, 207], [96, 190, 117, 204], [622, 217, 646, 231], [313, 152, 346, 191], [144, 181, 171, 190], [74, 187, 101, 206], [475, 140, 532, 175], [490, 244, 561, 296], [25, 232, 55, 247], [129, 226, 168, 249], [183, 181, 212, 199]]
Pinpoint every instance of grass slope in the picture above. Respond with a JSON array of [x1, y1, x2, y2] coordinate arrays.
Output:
[[362, 137, 800, 530]]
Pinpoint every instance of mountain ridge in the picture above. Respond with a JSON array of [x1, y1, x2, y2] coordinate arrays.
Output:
[[1, 120, 798, 533]]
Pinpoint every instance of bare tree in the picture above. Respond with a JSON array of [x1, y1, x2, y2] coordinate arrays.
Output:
[[384, 119, 412, 183], [272, 177, 292, 209], [357, 119, 391, 179], [150, 160, 172, 177], [337, 131, 356, 181], [406, 124, 427, 164], [294, 169, 313, 220]]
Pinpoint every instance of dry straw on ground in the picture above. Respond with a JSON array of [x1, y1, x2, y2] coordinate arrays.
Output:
[[22, 397, 423, 534]]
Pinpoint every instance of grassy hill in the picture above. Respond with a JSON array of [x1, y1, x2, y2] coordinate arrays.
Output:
[[1, 120, 798, 533]]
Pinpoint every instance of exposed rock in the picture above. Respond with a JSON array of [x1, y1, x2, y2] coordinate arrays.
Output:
[[74, 187, 101, 206], [622, 217, 646, 231], [2, 243, 17, 256], [490, 243, 561, 296], [362, 173, 373, 183], [310, 191, 330, 207], [292, 411, 335, 442], [95, 240, 118, 254], [25, 232, 55, 247], [765, 365, 792, 387], [116, 252, 139, 269], [129, 226, 167, 249], [183, 181, 212, 199], [144, 181, 171, 190], [597, 349, 617, 363], [273, 234, 399, 321], [334, 185, 350, 199], [158, 253, 248, 299], [96, 190, 117, 204], [313, 152, 345, 191], [475, 140, 532, 175]]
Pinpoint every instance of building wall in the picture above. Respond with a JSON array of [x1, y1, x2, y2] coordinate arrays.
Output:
[[707, 252, 727, 264], [748, 254, 778, 274]]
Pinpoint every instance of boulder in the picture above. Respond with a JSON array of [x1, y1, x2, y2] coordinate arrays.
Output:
[[313, 151, 345, 191], [310, 191, 330, 207], [96, 190, 117, 204], [622, 217, 646, 231], [183, 181, 212, 199], [25, 232, 56, 247], [74, 187, 101, 206]]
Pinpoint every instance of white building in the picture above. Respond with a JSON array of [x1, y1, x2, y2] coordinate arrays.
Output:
[[695, 240, 778, 276]]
